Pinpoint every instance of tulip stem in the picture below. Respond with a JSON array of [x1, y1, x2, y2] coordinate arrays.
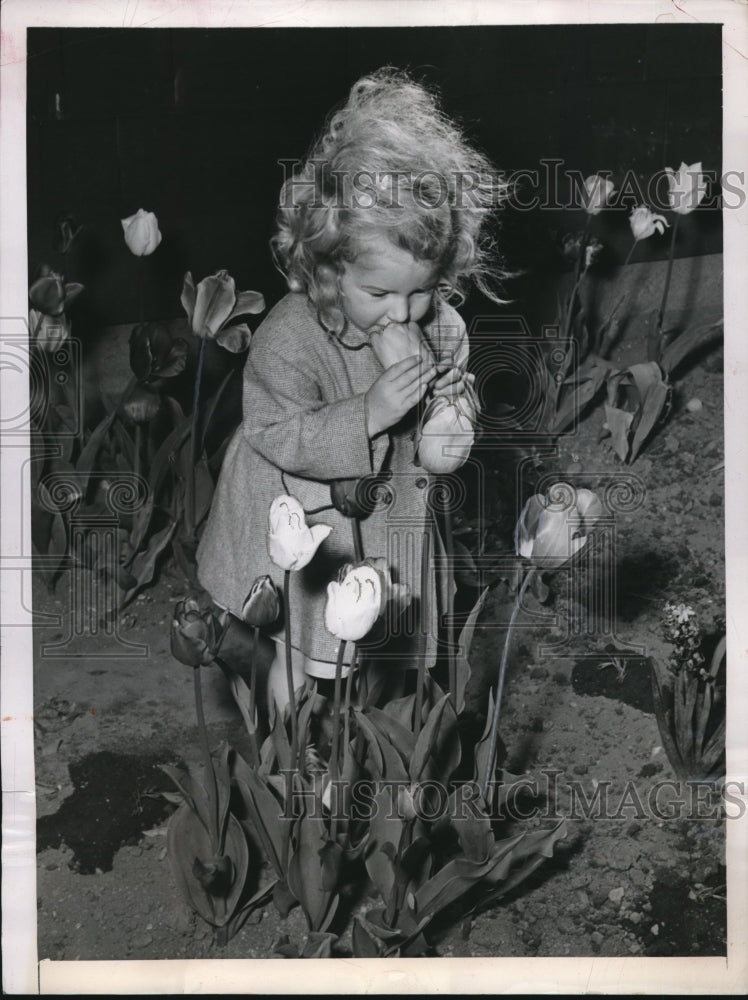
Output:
[[186, 337, 206, 541], [352, 517, 364, 563], [330, 639, 346, 841], [654, 214, 680, 361], [134, 423, 142, 484], [481, 567, 536, 803], [282, 569, 299, 771], [343, 644, 357, 762], [623, 238, 639, 268], [414, 526, 431, 736], [249, 626, 258, 737], [193, 665, 219, 854]]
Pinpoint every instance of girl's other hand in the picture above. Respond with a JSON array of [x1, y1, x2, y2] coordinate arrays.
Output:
[[365, 355, 438, 437], [432, 367, 476, 398]]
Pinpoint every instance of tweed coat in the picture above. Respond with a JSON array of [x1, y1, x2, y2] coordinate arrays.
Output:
[[196, 291, 469, 675]]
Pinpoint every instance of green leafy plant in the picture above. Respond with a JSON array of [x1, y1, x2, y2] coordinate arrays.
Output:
[[651, 603, 726, 784]]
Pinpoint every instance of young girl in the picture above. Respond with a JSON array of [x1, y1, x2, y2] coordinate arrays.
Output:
[[197, 67, 505, 711]]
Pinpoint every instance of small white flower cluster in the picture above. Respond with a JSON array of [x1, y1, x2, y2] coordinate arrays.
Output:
[[662, 601, 705, 676]]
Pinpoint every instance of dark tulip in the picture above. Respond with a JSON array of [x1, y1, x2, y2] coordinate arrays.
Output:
[[129, 322, 188, 381], [122, 383, 162, 424], [29, 265, 84, 316], [52, 213, 83, 254], [330, 470, 393, 518], [240, 575, 281, 628], [170, 598, 223, 668], [29, 270, 66, 316]]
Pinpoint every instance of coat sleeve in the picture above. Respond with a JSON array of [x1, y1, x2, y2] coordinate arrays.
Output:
[[240, 341, 389, 481]]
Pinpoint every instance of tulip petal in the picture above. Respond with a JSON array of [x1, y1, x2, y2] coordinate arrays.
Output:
[[216, 322, 252, 354], [226, 290, 266, 322], [192, 271, 236, 339], [180, 271, 197, 326]]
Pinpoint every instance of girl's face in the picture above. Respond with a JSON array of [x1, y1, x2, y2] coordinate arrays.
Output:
[[338, 233, 440, 335]]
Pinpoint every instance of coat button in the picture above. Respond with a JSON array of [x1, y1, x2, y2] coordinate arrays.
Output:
[[415, 476, 428, 489]]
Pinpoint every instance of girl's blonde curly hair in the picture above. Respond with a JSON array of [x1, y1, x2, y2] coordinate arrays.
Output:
[[271, 67, 509, 335]]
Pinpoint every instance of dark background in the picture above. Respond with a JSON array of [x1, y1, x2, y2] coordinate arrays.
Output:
[[27, 24, 722, 334]]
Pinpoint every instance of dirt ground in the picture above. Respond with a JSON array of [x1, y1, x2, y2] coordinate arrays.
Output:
[[33, 319, 727, 965]]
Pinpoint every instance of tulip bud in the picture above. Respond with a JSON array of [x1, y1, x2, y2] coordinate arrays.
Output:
[[514, 483, 603, 568], [53, 213, 83, 255], [267, 494, 332, 571], [240, 575, 281, 628], [582, 174, 616, 215], [324, 562, 382, 642], [369, 321, 436, 370], [170, 598, 225, 667], [184, 270, 236, 339], [330, 470, 393, 518], [415, 393, 476, 474], [665, 161, 707, 215], [29, 309, 71, 352], [121, 208, 162, 256], [362, 556, 411, 618], [29, 271, 66, 316], [122, 383, 162, 424], [629, 205, 669, 241]]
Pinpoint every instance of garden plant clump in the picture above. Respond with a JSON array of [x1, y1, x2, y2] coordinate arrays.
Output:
[[33, 160, 727, 960]]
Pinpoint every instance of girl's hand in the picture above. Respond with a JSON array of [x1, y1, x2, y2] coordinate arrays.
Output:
[[432, 366, 476, 399], [365, 355, 438, 437]]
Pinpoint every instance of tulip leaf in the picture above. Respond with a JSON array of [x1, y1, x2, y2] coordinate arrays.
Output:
[[410, 694, 460, 785], [287, 810, 340, 931], [380, 692, 417, 731], [127, 491, 155, 559], [629, 364, 669, 462], [454, 586, 489, 714], [221, 879, 277, 943], [166, 802, 248, 928], [660, 319, 723, 377], [301, 931, 338, 959], [319, 839, 344, 893], [604, 403, 635, 462], [365, 707, 417, 763], [121, 520, 177, 607], [551, 355, 611, 434], [363, 784, 406, 902], [200, 368, 235, 452], [473, 689, 497, 790], [268, 696, 293, 773], [227, 672, 257, 737], [180, 272, 196, 326], [471, 820, 568, 915], [216, 322, 252, 354], [352, 917, 382, 957], [355, 711, 408, 782], [194, 454, 215, 527], [147, 417, 192, 501], [649, 662, 688, 781], [75, 408, 118, 486], [231, 752, 290, 878], [111, 418, 136, 466]]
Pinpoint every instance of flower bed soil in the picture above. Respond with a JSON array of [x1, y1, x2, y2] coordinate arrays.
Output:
[[34, 329, 726, 964]]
